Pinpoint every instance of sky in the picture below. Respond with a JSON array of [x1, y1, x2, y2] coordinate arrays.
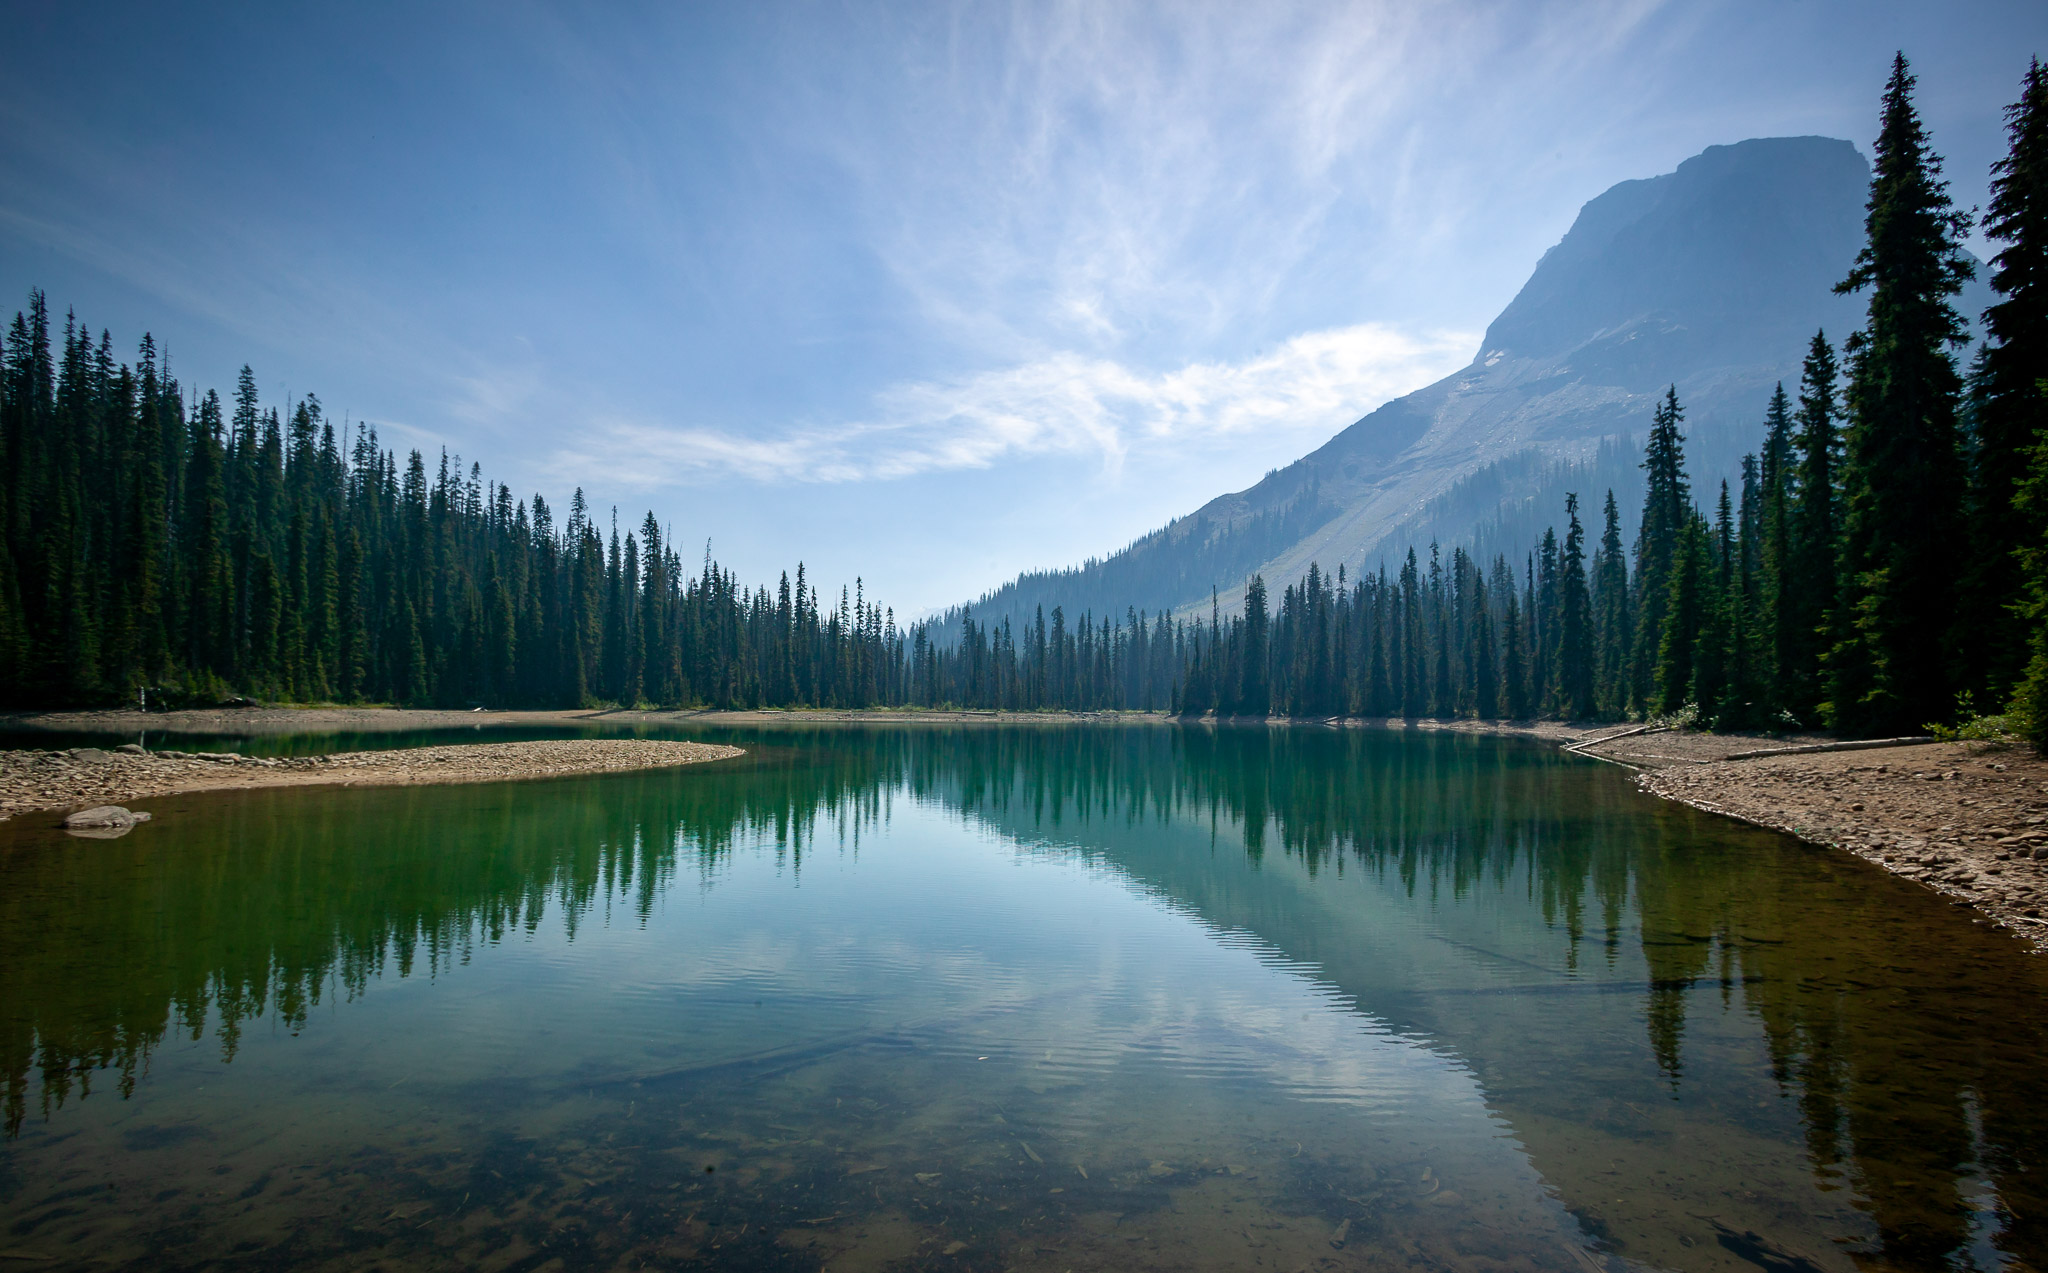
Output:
[[3, 1, 2045, 617]]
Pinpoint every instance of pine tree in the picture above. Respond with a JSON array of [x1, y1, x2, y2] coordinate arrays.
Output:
[[1472, 603, 1500, 719], [1558, 494, 1594, 718], [182, 390, 229, 680], [1633, 387, 1690, 713], [1241, 574, 1271, 715], [1399, 550, 1425, 718], [1501, 574, 1532, 720], [1536, 529, 1560, 711], [1592, 491, 1630, 716], [1366, 568, 1393, 715], [1783, 333, 1842, 725], [639, 513, 666, 704], [339, 526, 367, 699], [1986, 61, 2048, 740], [1692, 485, 1736, 722], [1829, 54, 1976, 735], [1758, 384, 1795, 712], [1728, 457, 1765, 728], [1656, 515, 1713, 714]]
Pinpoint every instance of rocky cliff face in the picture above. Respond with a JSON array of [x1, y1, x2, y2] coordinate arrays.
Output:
[[949, 135, 1987, 633]]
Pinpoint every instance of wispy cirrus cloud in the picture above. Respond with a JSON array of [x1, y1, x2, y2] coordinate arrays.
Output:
[[552, 321, 1474, 488]]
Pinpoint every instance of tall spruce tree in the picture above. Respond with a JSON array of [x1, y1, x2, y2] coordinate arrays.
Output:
[[1758, 384, 1795, 713], [1592, 490, 1631, 715], [1728, 457, 1765, 727], [1785, 332, 1843, 725], [1987, 61, 2048, 741], [1633, 387, 1690, 713], [1829, 54, 1975, 735], [1558, 494, 1594, 718], [1501, 572, 1532, 719], [1241, 574, 1271, 716], [1657, 515, 1713, 714], [1692, 483, 1736, 722]]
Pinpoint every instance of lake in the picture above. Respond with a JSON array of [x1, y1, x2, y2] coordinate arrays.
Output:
[[3, 723, 2046, 1271]]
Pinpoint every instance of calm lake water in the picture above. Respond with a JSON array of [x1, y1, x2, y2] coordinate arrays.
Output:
[[4, 724, 2047, 1272]]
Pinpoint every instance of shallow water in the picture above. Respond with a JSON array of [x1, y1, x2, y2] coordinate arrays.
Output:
[[3, 725, 2046, 1271]]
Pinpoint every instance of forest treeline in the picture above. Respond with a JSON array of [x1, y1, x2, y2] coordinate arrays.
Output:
[[1, 55, 2043, 738], [0, 326, 927, 711]]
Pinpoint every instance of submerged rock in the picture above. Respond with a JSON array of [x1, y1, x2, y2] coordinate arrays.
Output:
[[64, 805, 151, 829]]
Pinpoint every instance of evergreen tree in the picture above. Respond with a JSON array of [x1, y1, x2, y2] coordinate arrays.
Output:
[[1657, 516, 1713, 714], [1829, 54, 1976, 735], [1592, 491, 1631, 716], [1986, 61, 2048, 740], [1241, 574, 1271, 715], [1501, 578, 1532, 720], [1633, 387, 1690, 713], [1536, 530, 1560, 711], [1472, 603, 1500, 719], [1557, 494, 1594, 718], [1366, 568, 1392, 716], [1728, 457, 1766, 727], [1692, 484, 1736, 721], [1758, 384, 1795, 712], [1784, 332, 1843, 725], [1399, 550, 1425, 718]]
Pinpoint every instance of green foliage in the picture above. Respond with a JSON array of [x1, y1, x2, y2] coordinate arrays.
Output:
[[1645, 702, 1701, 731], [1928, 693, 2021, 744]]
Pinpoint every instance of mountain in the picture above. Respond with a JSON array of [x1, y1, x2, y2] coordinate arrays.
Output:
[[935, 135, 1993, 638]]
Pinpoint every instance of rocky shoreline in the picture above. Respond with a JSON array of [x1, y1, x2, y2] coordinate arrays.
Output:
[[1562, 727, 2048, 952], [0, 738, 743, 827]]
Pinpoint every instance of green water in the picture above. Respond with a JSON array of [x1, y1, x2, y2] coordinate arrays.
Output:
[[3, 725, 2046, 1272]]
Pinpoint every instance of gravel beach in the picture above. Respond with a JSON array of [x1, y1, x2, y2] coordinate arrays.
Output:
[[0, 737, 742, 824]]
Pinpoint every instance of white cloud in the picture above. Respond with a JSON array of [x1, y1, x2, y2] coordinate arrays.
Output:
[[552, 322, 1474, 488]]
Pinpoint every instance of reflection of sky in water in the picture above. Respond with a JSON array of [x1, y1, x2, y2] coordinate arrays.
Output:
[[199, 795, 1497, 1122], [5, 726, 2047, 1271]]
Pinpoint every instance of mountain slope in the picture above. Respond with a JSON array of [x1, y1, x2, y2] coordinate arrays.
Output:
[[940, 136, 1986, 636]]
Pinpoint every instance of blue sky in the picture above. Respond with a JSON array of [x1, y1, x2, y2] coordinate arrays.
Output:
[[3, 1, 2043, 616]]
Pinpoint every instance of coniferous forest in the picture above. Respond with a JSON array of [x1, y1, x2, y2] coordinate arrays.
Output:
[[1, 56, 2043, 739]]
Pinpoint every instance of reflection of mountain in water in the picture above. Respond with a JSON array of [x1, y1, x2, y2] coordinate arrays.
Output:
[[5, 725, 2047, 1267]]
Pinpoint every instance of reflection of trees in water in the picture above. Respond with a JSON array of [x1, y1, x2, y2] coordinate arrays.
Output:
[[0, 743, 894, 1139], [1629, 817, 2048, 1266], [915, 726, 2048, 1267], [6, 724, 2048, 1265]]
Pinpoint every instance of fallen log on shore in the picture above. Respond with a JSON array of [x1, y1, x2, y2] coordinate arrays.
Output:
[[1722, 736, 1938, 762]]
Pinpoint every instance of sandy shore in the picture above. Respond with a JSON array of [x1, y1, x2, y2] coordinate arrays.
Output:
[[0, 738, 742, 825]]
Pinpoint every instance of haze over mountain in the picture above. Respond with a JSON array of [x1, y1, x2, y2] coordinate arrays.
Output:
[[937, 134, 1993, 638]]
